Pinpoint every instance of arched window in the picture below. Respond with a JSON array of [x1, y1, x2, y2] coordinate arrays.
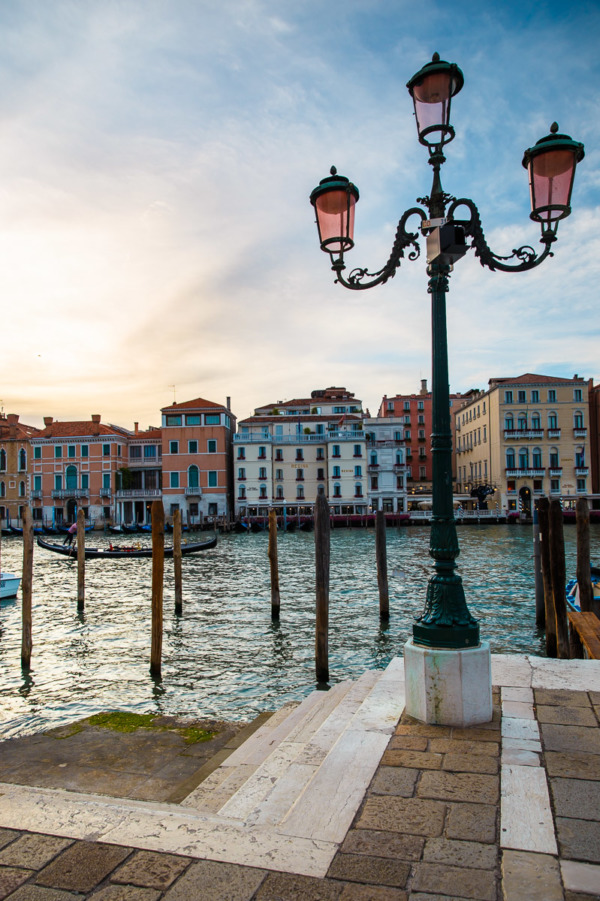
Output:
[[576, 446, 585, 468], [333, 483, 341, 498], [531, 413, 541, 430], [395, 449, 404, 464], [259, 485, 267, 498], [0, 481, 5, 497], [19, 481, 25, 497], [238, 485, 246, 499], [188, 465, 199, 488], [66, 465, 77, 490], [506, 448, 515, 469], [276, 486, 284, 499], [504, 414, 514, 430], [370, 452, 378, 465], [532, 447, 542, 469], [574, 410, 584, 429], [517, 413, 527, 430], [355, 483, 363, 498], [297, 484, 304, 499], [519, 448, 529, 470], [0, 450, 6, 471], [18, 449, 26, 471], [548, 412, 558, 429], [549, 447, 559, 468]]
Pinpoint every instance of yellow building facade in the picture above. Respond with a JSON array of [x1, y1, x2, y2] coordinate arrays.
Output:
[[455, 374, 589, 515]]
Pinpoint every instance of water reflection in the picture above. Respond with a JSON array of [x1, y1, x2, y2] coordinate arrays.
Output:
[[0, 524, 596, 737]]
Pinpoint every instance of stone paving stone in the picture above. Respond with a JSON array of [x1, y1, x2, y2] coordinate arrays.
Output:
[[0, 866, 33, 899], [0, 829, 20, 851], [540, 723, 600, 754], [417, 772, 499, 805], [550, 777, 600, 821], [590, 690, 600, 705], [341, 829, 424, 861], [442, 753, 498, 775], [409, 895, 474, 901], [380, 749, 442, 769], [254, 871, 343, 900], [386, 734, 428, 752], [545, 750, 600, 781], [556, 816, 600, 864], [423, 838, 498, 870], [88, 887, 161, 900], [328, 853, 410, 888], [564, 893, 600, 901], [357, 796, 446, 837], [534, 688, 591, 707], [536, 705, 598, 726], [2, 887, 82, 900], [428, 739, 499, 757], [410, 862, 497, 900], [394, 723, 453, 739], [501, 849, 562, 901], [163, 859, 267, 901], [36, 842, 132, 893], [0, 835, 73, 870], [445, 803, 497, 843], [370, 766, 418, 797], [339, 884, 408, 900], [111, 850, 190, 890], [449, 726, 500, 740], [561, 859, 600, 897]]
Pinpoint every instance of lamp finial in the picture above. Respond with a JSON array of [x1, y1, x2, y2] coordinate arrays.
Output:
[[432, 52, 440, 62], [330, 165, 337, 175], [550, 122, 559, 134]]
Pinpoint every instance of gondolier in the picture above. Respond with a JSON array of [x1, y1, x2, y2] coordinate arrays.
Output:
[[63, 522, 78, 547]]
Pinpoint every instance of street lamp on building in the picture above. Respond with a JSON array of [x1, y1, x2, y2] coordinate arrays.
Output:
[[309, 54, 583, 720]]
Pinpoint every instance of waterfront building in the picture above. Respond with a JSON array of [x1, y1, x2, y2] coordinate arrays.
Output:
[[588, 379, 600, 496], [454, 373, 590, 514], [115, 424, 163, 526], [364, 417, 407, 513], [234, 387, 369, 518], [31, 415, 131, 527], [0, 413, 41, 528], [160, 398, 236, 524], [378, 380, 464, 494]]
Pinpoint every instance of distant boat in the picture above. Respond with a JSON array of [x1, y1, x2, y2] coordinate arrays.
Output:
[[0, 573, 21, 600], [36, 534, 217, 560], [10, 525, 44, 536]]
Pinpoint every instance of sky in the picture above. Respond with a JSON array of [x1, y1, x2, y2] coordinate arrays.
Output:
[[0, 0, 599, 430]]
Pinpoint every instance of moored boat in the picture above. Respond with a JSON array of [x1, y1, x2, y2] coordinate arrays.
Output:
[[566, 566, 600, 612], [0, 573, 21, 599], [36, 534, 217, 560]]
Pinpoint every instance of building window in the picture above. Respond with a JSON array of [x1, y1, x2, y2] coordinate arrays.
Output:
[[297, 484, 304, 499], [275, 469, 283, 481], [296, 448, 304, 461], [531, 390, 539, 403], [188, 466, 199, 488], [576, 447, 585, 468], [239, 485, 246, 499], [34, 475, 41, 491], [504, 391, 513, 404], [275, 449, 283, 461], [371, 476, 378, 490], [19, 481, 25, 497], [130, 446, 141, 459], [296, 469, 304, 481], [548, 389, 556, 402], [353, 445, 362, 457], [574, 388, 582, 402], [332, 445, 341, 458], [577, 478, 587, 493], [316, 447, 324, 460], [276, 486, 284, 499], [531, 413, 541, 429], [54, 474, 62, 490], [519, 448, 529, 469], [207, 439, 216, 453], [355, 465, 362, 477], [185, 415, 201, 425], [205, 414, 220, 425], [387, 401, 394, 412], [506, 448, 515, 469], [504, 414, 514, 430], [317, 468, 324, 481], [66, 466, 77, 490], [333, 483, 341, 497], [34, 446, 41, 460], [238, 467, 246, 480], [549, 449, 559, 468], [260, 485, 267, 498], [548, 413, 558, 429], [333, 465, 341, 478], [419, 466, 426, 479], [169, 441, 179, 454], [518, 390, 526, 403], [518, 414, 527, 430], [574, 411, 584, 429], [259, 467, 267, 480], [166, 415, 182, 426], [532, 448, 542, 469], [208, 471, 218, 488], [68, 445, 76, 459], [102, 473, 110, 490], [81, 474, 89, 490], [258, 446, 267, 459], [188, 440, 198, 454], [237, 448, 245, 460], [396, 450, 404, 464], [551, 479, 560, 493], [404, 401, 410, 410], [170, 472, 179, 488], [55, 446, 62, 459], [355, 483, 363, 497]]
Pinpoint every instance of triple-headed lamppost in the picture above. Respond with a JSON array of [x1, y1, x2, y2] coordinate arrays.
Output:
[[310, 54, 584, 724]]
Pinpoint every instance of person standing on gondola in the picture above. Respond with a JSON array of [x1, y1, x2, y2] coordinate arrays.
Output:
[[63, 522, 77, 547]]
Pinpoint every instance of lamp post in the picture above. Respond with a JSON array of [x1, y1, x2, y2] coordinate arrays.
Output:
[[310, 54, 584, 722]]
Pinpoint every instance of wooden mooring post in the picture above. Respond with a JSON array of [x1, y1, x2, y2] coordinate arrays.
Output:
[[532, 504, 544, 628], [538, 497, 557, 657], [21, 507, 34, 669], [549, 498, 570, 658], [314, 488, 330, 683], [77, 508, 85, 612], [173, 509, 183, 616], [576, 497, 594, 614], [268, 509, 280, 619], [375, 510, 389, 620], [150, 500, 165, 677]]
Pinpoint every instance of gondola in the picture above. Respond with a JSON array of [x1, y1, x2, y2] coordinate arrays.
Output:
[[36, 534, 217, 560]]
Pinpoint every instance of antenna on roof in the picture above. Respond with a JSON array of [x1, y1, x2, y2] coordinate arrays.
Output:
[[169, 385, 177, 403]]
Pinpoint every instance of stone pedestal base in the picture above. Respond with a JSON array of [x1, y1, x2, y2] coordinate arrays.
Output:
[[403, 638, 492, 727]]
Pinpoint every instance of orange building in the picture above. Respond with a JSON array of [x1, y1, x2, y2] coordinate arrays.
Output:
[[31, 415, 131, 527], [0, 413, 40, 528], [160, 398, 236, 524]]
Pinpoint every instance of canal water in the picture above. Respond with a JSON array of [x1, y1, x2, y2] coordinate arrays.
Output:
[[1, 524, 598, 739]]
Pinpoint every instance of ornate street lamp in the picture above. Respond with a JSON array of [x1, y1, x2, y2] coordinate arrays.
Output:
[[310, 54, 584, 655]]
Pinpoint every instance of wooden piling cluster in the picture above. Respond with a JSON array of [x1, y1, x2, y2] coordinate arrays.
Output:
[[150, 500, 165, 677], [21, 507, 33, 669], [268, 509, 280, 619], [314, 489, 330, 683]]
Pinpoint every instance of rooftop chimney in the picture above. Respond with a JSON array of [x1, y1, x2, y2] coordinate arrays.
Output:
[[91, 414, 101, 436], [420, 379, 428, 395], [134, 422, 139, 435], [226, 396, 231, 411]]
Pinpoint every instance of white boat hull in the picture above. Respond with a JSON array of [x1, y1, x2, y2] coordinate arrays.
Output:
[[0, 573, 21, 599]]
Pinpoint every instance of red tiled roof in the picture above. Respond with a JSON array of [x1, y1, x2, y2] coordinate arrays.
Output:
[[161, 398, 228, 412], [34, 422, 131, 439], [0, 422, 41, 440], [489, 373, 585, 386]]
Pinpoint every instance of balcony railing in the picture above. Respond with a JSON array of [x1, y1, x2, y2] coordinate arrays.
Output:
[[549, 468, 563, 477], [547, 429, 561, 438], [503, 429, 544, 440], [505, 468, 546, 478], [51, 489, 89, 499], [233, 430, 362, 444], [575, 468, 589, 476], [184, 487, 202, 496], [30, 489, 43, 498], [574, 428, 587, 437], [115, 489, 161, 499]]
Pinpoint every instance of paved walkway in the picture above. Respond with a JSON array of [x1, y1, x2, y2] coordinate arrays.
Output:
[[0, 654, 598, 900]]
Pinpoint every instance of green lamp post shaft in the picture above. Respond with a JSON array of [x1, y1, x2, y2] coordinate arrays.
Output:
[[413, 263, 480, 648]]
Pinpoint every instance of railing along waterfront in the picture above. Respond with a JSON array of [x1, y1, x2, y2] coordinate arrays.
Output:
[[233, 430, 364, 444]]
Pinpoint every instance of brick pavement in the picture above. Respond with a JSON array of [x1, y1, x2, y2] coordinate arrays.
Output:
[[1, 683, 599, 899]]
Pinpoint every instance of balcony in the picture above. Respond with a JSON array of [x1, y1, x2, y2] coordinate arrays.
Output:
[[368, 463, 379, 470], [30, 489, 43, 499], [503, 429, 544, 440], [99, 488, 112, 498], [547, 429, 561, 438], [51, 489, 89, 499], [115, 489, 162, 499], [575, 467, 589, 476], [574, 428, 587, 438], [184, 487, 202, 496], [505, 468, 546, 478], [549, 468, 563, 477]]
